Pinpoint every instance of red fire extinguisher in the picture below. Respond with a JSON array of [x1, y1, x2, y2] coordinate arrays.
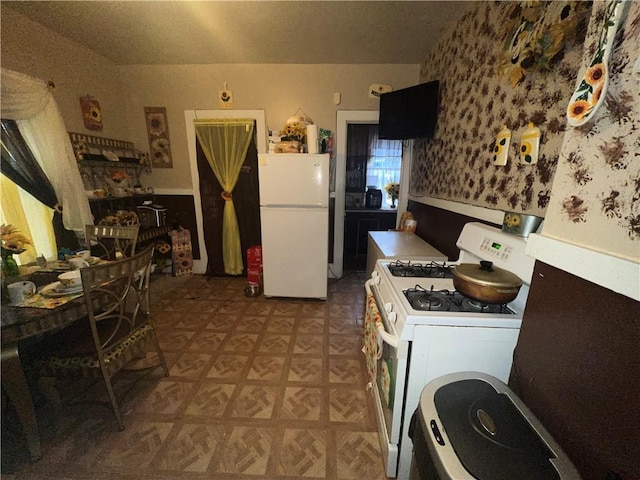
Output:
[[245, 245, 263, 297]]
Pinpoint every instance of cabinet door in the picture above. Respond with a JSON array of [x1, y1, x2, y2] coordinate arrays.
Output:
[[356, 214, 381, 256], [379, 213, 397, 231], [344, 213, 359, 255]]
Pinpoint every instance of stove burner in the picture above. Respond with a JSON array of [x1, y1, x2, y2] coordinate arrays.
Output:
[[387, 260, 452, 278], [413, 293, 443, 310], [403, 285, 514, 314], [462, 298, 508, 314], [404, 286, 460, 312]]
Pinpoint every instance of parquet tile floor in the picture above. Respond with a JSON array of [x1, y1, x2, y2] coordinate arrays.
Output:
[[2, 272, 387, 479]]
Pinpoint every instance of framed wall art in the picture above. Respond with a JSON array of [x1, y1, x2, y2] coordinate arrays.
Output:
[[144, 106, 173, 168], [80, 95, 103, 131]]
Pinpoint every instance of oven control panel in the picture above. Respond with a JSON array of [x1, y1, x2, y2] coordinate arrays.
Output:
[[457, 223, 536, 284], [480, 237, 513, 261]]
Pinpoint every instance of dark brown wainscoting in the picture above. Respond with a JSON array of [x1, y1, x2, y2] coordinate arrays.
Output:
[[510, 261, 640, 480], [407, 200, 500, 260], [155, 194, 200, 259]]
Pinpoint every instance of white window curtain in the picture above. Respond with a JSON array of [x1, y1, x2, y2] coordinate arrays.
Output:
[[366, 126, 402, 204], [0, 68, 92, 234]]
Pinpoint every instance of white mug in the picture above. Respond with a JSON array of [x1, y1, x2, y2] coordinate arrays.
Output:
[[75, 250, 91, 261], [68, 258, 89, 270], [7, 281, 36, 305]]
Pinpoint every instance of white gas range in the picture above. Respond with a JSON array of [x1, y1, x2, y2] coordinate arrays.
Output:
[[364, 222, 536, 479]]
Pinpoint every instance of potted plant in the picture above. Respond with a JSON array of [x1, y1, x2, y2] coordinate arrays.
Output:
[[1, 224, 32, 278], [385, 182, 399, 208], [275, 123, 307, 153]]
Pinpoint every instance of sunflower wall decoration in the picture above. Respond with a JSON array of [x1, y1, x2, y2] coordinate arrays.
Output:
[[500, 2, 592, 88], [80, 95, 103, 131], [144, 106, 173, 168], [566, 0, 626, 127]]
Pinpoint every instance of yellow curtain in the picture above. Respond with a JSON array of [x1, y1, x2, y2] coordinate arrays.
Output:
[[0, 174, 55, 263], [194, 119, 255, 275]]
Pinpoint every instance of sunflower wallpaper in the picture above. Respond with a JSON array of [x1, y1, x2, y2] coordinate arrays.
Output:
[[410, 1, 592, 215]]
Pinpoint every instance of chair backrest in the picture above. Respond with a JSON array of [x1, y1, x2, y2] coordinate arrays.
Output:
[[86, 224, 139, 260], [80, 245, 155, 359]]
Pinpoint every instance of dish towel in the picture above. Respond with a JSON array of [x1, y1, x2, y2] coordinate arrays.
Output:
[[363, 292, 383, 390]]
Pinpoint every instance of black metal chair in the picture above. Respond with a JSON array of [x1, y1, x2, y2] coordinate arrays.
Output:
[[85, 224, 139, 260]]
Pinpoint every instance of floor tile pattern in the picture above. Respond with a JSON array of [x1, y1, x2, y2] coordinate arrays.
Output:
[[2, 272, 387, 479]]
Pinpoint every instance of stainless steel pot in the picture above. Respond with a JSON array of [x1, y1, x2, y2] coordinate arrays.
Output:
[[452, 261, 522, 304]]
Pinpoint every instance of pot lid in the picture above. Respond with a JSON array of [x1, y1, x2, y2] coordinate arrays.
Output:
[[453, 261, 522, 289]]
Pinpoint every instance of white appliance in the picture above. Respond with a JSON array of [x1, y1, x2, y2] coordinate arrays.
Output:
[[366, 230, 447, 279], [258, 153, 330, 299], [364, 222, 536, 479]]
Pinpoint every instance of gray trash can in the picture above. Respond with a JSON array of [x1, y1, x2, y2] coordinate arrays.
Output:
[[408, 372, 581, 480]]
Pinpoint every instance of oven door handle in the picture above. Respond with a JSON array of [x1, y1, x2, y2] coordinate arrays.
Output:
[[365, 280, 400, 349]]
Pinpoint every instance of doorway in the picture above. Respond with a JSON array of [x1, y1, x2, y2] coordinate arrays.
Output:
[[196, 135, 261, 276], [345, 124, 402, 210], [334, 111, 412, 278], [343, 124, 403, 271], [333, 111, 378, 279], [184, 110, 267, 274]]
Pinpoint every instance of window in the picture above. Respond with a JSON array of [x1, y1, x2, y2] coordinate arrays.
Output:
[[367, 125, 402, 205], [365, 126, 402, 206], [345, 124, 402, 207], [0, 175, 56, 264]]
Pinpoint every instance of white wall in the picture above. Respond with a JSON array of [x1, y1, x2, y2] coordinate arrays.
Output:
[[119, 64, 420, 190], [1, 6, 129, 140], [1, 7, 421, 192]]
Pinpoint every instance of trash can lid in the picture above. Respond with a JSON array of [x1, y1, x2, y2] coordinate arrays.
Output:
[[434, 379, 559, 480]]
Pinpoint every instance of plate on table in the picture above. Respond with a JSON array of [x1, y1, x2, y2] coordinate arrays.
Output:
[[53, 256, 100, 270], [40, 282, 84, 297], [53, 261, 71, 271]]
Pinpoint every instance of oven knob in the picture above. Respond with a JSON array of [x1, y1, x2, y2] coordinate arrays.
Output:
[[384, 302, 393, 313], [373, 275, 381, 285], [388, 312, 397, 323]]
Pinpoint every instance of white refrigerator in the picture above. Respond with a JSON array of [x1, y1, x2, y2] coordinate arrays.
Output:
[[258, 153, 330, 299]]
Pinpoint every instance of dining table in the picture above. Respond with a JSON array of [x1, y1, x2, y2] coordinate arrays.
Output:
[[1, 266, 108, 462]]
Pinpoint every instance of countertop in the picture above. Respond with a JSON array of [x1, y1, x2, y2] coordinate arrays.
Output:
[[368, 230, 446, 259]]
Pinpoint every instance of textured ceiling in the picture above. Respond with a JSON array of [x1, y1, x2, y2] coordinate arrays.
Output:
[[3, 1, 470, 65]]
